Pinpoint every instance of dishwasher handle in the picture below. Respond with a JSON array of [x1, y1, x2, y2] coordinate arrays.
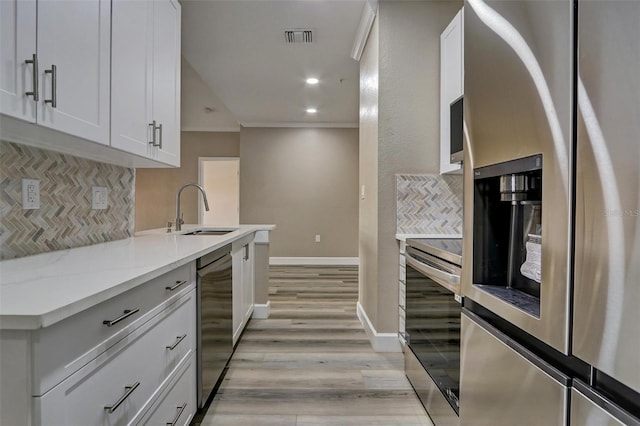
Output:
[[197, 253, 232, 276]]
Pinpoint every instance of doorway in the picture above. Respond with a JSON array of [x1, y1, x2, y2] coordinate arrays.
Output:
[[198, 157, 240, 226]]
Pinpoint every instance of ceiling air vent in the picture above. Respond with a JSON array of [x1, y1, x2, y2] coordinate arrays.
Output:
[[284, 29, 313, 44]]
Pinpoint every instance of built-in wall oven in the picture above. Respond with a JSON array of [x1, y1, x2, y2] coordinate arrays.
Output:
[[404, 238, 462, 426]]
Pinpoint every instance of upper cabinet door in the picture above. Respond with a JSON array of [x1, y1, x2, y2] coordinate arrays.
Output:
[[37, 0, 111, 145], [111, 0, 154, 157], [0, 0, 37, 122], [440, 8, 464, 175], [151, 0, 181, 167], [111, 0, 180, 166]]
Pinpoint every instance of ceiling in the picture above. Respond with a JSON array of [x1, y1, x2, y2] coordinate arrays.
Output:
[[180, 0, 367, 129]]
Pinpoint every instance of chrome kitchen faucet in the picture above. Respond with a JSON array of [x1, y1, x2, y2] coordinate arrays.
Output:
[[175, 183, 210, 231]]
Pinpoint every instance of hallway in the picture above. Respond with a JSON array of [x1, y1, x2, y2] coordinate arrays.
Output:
[[199, 265, 432, 425]]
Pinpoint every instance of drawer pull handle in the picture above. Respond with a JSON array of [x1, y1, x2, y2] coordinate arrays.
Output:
[[104, 382, 140, 413], [166, 280, 187, 291], [166, 334, 187, 351], [167, 403, 187, 426], [102, 308, 140, 327]]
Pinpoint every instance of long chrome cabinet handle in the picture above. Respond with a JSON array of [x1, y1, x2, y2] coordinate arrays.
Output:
[[104, 382, 140, 413], [166, 280, 188, 291], [167, 403, 187, 426], [157, 123, 163, 149], [25, 54, 38, 101], [149, 120, 157, 145], [102, 308, 140, 327], [44, 65, 57, 107], [166, 334, 187, 351]]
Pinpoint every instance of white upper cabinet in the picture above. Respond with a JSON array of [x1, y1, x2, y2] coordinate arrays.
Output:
[[0, 0, 37, 122], [36, 0, 111, 145], [440, 8, 464, 175], [111, 0, 181, 167], [1, 0, 110, 145]]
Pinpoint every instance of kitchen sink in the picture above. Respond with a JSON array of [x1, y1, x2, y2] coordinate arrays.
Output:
[[182, 229, 236, 236]]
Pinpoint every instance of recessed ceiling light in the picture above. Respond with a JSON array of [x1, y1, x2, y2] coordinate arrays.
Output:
[[306, 108, 317, 114], [306, 78, 319, 85]]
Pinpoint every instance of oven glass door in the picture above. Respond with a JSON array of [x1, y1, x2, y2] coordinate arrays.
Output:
[[406, 260, 461, 413]]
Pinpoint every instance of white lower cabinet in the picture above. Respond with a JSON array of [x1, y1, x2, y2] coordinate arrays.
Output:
[[0, 264, 197, 426], [34, 289, 195, 425], [138, 354, 196, 426], [232, 234, 255, 346]]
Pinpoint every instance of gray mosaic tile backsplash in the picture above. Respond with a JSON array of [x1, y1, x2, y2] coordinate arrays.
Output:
[[396, 174, 463, 235], [0, 141, 135, 260]]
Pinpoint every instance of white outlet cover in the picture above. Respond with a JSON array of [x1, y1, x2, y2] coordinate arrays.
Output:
[[92, 186, 109, 210], [22, 178, 40, 209], [315, 234, 321, 243]]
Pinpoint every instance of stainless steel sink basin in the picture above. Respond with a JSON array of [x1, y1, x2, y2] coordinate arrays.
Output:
[[182, 229, 236, 236]]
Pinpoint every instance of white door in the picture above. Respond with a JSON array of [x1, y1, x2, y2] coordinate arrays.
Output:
[[37, 0, 111, 145], [0, 0, 37, 122], [111, 0, 154, 157], [151, 0, 181, 166], [199, 158, 240, 226]]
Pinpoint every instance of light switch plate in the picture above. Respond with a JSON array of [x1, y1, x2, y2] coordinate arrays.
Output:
[[22, 178, 40, 209], [92, 186, 108, 210]]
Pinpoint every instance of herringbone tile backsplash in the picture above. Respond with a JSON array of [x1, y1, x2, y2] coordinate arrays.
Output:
[[0, 141, 135, 260], [396, 174, 463, 235]]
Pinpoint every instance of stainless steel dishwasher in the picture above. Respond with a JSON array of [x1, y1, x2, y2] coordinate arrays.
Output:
[[196, 244, 233, 408]]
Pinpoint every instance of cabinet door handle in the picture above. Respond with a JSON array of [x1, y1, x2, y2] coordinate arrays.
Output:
[[166, 280, 187, 291], [166, 334, 187, 351], [149, 121, 162, 147], [166, 403, 187, 426], [104, 382, 140, 413], [243, 245, 249, 261], [149, 120, 157, 145], [44, 65, 57, 107], [102, 308, 140, 327], [25, 54, 39, 101]]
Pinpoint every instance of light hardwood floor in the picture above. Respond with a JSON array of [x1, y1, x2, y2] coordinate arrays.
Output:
[[198, 265, 433, 426]]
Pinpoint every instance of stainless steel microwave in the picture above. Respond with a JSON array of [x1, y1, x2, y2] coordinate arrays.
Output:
[[450, 95, 464, 163]]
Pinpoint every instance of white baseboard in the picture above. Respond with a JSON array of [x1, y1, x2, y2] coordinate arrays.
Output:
[[252, 301, 271, 319], [269, 257, 359, 266], [356, 302, 402, 353]]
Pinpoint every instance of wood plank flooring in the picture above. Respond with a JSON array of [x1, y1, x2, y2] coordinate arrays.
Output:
[[197, 265, 432, 426]]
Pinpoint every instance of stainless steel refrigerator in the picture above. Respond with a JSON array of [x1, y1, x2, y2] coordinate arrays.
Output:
[[460, 0, 640, 424], [573, 0, 640, 420]]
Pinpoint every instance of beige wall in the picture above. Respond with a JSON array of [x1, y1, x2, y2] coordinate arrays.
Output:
[[359, 15, 380, 330], [359, 1, 463, 334], [240, 127, 359, 258], [136, 131, 240, 231]]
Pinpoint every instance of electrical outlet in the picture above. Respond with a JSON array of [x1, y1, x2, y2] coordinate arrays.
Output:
[[22, 178, 40, 209], [361, 184, 366, 200], [315, 234, 321, 243], [92, 186, 109, 210]]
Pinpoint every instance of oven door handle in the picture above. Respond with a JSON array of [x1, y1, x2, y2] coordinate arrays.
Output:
[[405, 254, 461, 295]]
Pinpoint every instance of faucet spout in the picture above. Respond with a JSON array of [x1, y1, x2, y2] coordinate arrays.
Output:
[[175, 183, 210, 232]]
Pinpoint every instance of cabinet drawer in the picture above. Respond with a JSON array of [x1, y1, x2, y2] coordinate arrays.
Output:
[[137, 354, 196, 426], [33, 289, 195, 426], [31, 263, 193, 395]]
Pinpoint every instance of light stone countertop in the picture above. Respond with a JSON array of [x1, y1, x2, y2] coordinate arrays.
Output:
[[0, 224, 275, 330]]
